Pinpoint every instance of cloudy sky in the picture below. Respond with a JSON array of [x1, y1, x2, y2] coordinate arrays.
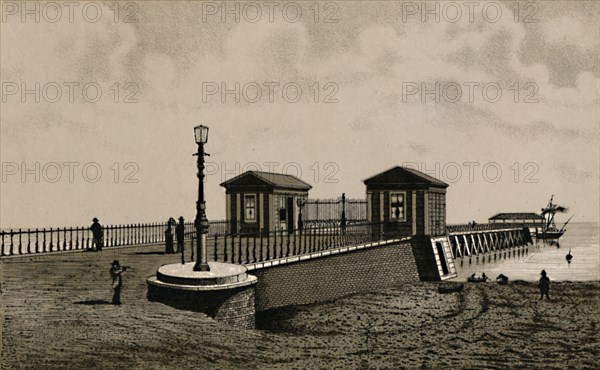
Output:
[[1, 0, 598, 228]]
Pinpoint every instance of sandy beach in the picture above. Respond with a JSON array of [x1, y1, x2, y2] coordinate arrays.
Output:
[[1, 246, 599, 369]]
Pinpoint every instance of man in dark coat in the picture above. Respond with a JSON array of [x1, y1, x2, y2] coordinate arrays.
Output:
[[90, 217, 103, 251], [165, 218, 175, 254], [539, 270, 550, 300], [176, 216, 185, 257], [110, 260, 128, 304]]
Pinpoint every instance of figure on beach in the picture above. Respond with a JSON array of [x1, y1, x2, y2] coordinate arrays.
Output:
[[468, 273, 488, 283], [165, 218, 175, 254], [90, 217, 103, 251], [176, 217, 185, 254], [496, 274, 509, 284], [538, 270, 550, 300], [110, 260, 129, 305]]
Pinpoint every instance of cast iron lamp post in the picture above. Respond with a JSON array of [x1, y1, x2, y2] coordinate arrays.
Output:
[[193, 124, 210, 271]]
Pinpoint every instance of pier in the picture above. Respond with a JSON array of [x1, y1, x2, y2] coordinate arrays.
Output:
[[446, 224, 533, 259]]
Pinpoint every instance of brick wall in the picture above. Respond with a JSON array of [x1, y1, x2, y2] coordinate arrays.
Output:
[[251, 241, 419, 312], [147, 283, 256, 329]]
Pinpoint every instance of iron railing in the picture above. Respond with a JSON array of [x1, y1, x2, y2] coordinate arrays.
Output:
[[446, 223, 528, 233], [0, 219, 228, 257], [206, 221, 403, 265], [303, 194, 367, 223]]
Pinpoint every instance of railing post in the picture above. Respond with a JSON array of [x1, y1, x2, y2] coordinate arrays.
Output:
[[75, 227, 79, 250], [245, 233, 250, 264], [297, 227, 302, 255], [231, 234, 236, 263], [229, 233, 234, 262], [317, 226, 322, 251], [273, 229, 278, 259], [214, 234, 219, 261], [9, 229, 14, 256], [56, 227, 61, 252], [259, 231, 264, 262], [279, 228, 284, 258], [238, 232, 242, 264], [137, 223, 141, 244], [42, 228, 47, 253], [286, 230, 290, 257], [310, 225, 314, 252], [340, 193, 347, 235], [18, 228, 22, 254], [190, 235, 195, 262], [50, 227, 55, 252], [223, 234, 228, 262], [49, 227, 56, 252], [86, 227, 91, 250], [252, 233, 257, 263], [266, 230, 271, 260], [292, 227, 297, 255]]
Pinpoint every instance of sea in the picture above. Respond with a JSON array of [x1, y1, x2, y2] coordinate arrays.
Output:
[[454, 222, 599, 282]]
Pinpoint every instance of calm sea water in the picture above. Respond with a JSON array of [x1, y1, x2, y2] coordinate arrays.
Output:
[[454, 222, 599, 282]]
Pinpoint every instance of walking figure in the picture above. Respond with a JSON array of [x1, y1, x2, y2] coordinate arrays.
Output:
[[110, 260, 129, 305], [176, 217, 185, 253], [90, 217, 103, 251], [165, 218, 175, 254], [176, 216, 185, 263], [538, 270, 550, 300]]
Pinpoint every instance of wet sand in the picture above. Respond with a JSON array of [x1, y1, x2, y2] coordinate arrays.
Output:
[[1, 246, 599, 369]]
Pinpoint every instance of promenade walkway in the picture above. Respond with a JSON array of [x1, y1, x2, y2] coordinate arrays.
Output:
[[1, 242, 259, 369]]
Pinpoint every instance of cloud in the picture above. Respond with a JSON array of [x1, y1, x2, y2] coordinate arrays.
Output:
[[1, 1, 598, 226], [542, 16, 599, 50]]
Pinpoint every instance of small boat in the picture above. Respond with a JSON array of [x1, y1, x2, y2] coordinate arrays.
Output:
[[467, 273, 489, 283], [438, 283, 464, 294]]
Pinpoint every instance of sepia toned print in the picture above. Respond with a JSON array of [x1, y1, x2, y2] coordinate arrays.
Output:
[[1, 1, 598, 369]]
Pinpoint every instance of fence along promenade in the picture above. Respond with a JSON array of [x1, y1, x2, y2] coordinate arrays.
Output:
[[0, 220, 228, 257], [206, 221, 403, 265], [1, 216, 525, 261], [1, 219, 404, 265]]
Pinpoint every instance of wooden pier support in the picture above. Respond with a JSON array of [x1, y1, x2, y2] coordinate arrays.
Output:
[[447, 226, 530, 260]]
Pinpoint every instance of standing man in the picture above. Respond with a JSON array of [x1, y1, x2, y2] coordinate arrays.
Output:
[[110, 260, 129, 305], [90, 217, 103, 251], [165, 218, 175, 254], [539, 270, 550, 300], [176, 216, 185, 262]]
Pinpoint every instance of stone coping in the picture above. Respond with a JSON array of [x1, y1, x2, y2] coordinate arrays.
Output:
[[147, 274, 258, 291], [245, 237, 411, 271], [156, 262, 248, 286]]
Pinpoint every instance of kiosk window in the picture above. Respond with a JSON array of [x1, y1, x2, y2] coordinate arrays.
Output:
[[390, 193, 405, 221], [245, 195, 256, 222]]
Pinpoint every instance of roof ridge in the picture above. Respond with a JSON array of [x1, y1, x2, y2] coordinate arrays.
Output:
[[363, 166, 448, 187], [220, 170, 312, 189]]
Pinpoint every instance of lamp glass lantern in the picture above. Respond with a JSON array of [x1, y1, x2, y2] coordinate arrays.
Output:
[[194, 125, 209, 144]]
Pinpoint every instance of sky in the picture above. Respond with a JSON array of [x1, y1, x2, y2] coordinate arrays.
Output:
[[1, 0, 598, 228]]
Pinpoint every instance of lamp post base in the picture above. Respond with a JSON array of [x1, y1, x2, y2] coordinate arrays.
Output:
[[193, 262, 210, 272]]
